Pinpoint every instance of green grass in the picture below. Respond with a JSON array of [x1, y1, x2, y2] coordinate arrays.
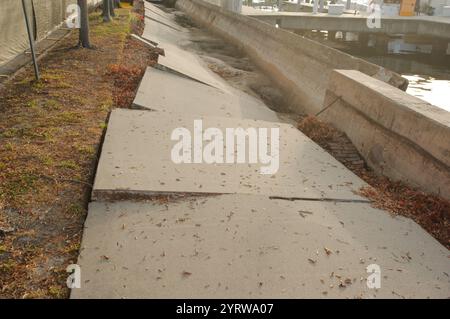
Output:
[[57, 160, 79, 170], [91, 9, 132, 39]]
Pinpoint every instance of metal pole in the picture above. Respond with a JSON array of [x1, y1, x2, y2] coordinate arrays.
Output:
[[21, 0, 40, 81]]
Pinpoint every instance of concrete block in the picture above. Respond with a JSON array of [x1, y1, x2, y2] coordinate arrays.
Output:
[[321, 70, 450, 198], [142, 15, 189, 47], [144, 6, 184, 32], [133, 67, 279, 122], [157, 42, 232, 92], [71, 195, 450, 298], [92, 109, 367, 201]]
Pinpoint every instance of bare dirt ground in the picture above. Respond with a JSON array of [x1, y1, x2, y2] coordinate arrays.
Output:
[[0, 2, 157, 298]]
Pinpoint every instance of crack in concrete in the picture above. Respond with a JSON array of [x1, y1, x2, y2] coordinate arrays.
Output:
[[269, 196, 371, 204]]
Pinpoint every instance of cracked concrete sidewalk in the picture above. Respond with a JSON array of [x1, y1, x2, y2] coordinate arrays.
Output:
[[70, 2, 450, 299]]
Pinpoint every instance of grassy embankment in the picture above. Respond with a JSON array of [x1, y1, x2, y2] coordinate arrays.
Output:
[[0, 2, 157, 298]]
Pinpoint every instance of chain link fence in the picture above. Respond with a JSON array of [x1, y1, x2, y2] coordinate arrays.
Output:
[[0, 0, 101, 67]]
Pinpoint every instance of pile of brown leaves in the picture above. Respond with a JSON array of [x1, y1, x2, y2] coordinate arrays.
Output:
[[358, 174, 450, 249], [107, 63, 146, 108], [297, 115, 340, 147], [297, 115, 450, 249], [106, 2, 158, 109]]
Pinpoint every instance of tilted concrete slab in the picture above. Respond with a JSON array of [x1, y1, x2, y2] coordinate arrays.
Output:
[[144, 1, 175, 19], [71, 195, 450, 298], [144, 2, 183, 32], [142, 15, 189, 47], [133, 67, 279, 122], [156, 42, 232, 92], [142, 2, 232, 92], [92, 109, 367, 201]]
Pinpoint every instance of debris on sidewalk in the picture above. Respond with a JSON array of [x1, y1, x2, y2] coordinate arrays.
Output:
[[297, 115, 450, 249]]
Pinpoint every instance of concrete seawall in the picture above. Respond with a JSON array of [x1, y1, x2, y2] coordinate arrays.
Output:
[[321, 70, 450, 198], [175, 0, 408, 115]]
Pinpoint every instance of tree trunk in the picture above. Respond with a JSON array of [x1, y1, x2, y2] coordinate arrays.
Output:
[[103, 0, 112, 22], [78, 0, 91, 48], [110, 0, 116, 17]]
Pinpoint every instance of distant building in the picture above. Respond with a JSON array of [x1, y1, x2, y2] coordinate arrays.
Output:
[[427, 0, 450, 15]]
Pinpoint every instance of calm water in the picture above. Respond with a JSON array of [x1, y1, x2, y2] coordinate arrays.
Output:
[[304, 31, 450, 112], [403, 75, 450, 112], [343, 42, 450, 112], [249, 5, 450, 112]]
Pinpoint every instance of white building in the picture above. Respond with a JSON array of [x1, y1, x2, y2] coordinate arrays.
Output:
[[427, 0, 450, 15]]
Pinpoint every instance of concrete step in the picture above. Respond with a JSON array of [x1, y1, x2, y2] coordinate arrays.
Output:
[[142, 10, 189, 47], [92, 109, 367, 201], [133, 67, 280, 122], [71, 194, 450, 298]]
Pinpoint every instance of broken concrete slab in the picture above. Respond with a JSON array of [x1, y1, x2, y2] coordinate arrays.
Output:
[[130, 34, 165, 56], [92, 109, 367, 201], [142, 3, 232, 92], [144, 1, 175, 19], [142, 15, 189, 47], [144, 3, 185, 32], [156, 42, 232, 92], [133, 67, 279, 122], [71, 195, 450, 298]]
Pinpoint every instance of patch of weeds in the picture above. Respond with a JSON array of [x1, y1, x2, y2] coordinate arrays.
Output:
[[75, 144, 95, 155], [31, 80, 46, 93], [48, 285, 65, 298], [0, 161, 6, 170], [91, 9, 131, 38], [39, 154, 54, 166], [71, 95, 89, 106], [99, 122, 107, 129], [53, 80, 72, 89], [1, 125, 42, 139], [63, 242, 80, 254], [26, 99, 40, 109], [23, 289, 47, 299], [44, 99, 62, 110], [42, 128, 57, 143], [56, 112, 82, 124], [4, 173, 37, 197], [41, 70, 72, 89], [57, 160, 79, 170], [0, 259, 17, 273], [4, 142, 14, 151], [0, 245, 8, 253], [67, 203, 84, 215], [1, 127, 21, 138], [15, 76, 34, 86], [99, 98, 113, 111], [41, 70, 66, 81]]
